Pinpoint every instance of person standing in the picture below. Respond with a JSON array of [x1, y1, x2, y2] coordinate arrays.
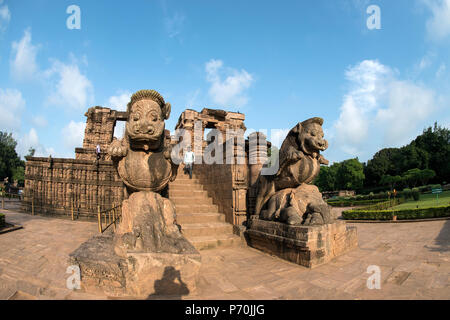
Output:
[[183, 146, 195, 179], [96, 144, 101, 161]]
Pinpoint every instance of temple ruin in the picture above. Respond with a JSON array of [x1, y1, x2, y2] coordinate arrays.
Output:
[[22, 105, 269, 246]]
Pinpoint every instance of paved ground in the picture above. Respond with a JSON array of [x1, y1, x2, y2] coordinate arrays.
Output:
[[0, 201, 449, 300]]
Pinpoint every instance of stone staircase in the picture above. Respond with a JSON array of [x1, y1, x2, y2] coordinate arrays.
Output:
[[169, 172, 242, 250]]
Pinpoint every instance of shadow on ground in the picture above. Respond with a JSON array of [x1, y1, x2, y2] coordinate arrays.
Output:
[[147, 266, 190, 300], [427, 219, 450, 253]]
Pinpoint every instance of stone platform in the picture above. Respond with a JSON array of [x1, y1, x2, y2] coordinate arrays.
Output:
[[69, 232, 201, 298], [245, 217, 358, 268]]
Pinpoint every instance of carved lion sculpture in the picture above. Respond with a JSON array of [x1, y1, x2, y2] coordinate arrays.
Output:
[[107, 89, 178, 196], [254, 117, 332, 226]]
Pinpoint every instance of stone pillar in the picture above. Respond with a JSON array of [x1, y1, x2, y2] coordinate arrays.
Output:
[[247, 132, 268, 215]]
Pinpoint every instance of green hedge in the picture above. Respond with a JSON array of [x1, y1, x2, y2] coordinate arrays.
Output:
[[351, 198, 405, 211], [342, 204, 450, 221], [327, 199, 388, 207], [0, 213, 4, 228]]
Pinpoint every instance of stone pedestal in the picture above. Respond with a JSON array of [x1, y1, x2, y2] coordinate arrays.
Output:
[[245, 217, 357, 268], [69, 233, 201, 298], [69, 191, 202, 298]]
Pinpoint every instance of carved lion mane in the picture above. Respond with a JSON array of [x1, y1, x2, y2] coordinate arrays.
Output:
[[254, 117, 329, 216]]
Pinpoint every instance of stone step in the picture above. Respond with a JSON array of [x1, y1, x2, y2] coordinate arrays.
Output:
[[171, 197, 213, 205], [187, 233, 242, 250], [176, 212, 226, 224], [181, 222, 233, 238], [168, 190, 209, 198], [172, 177, 201, 183], [169, 184, 204, 191], [175, 204, 218, 214]]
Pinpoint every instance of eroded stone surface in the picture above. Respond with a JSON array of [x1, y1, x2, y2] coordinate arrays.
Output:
[[0, 209, 448, 300], [245, 218, 357, 268], [254, 118, 331, 226], [69, 90, 200, 297]]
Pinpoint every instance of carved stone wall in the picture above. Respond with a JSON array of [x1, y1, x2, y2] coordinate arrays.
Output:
[[23, 106, 127, 218], [23, 157, 124, 217], [23, 105, 269, 226], [175, 108, 246, 160], [75, 106, 127, 161], [172, 109, 271, 227]]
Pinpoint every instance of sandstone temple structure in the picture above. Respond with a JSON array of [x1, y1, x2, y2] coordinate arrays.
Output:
[[22, 105, 269, 249]]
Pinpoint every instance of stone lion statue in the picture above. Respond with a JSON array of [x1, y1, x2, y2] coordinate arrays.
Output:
[[106, 90, 194, 256], [254, 117, 334, 226], [108, 89, 178, 196]]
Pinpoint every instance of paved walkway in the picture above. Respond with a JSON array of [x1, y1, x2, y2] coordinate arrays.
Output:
[[0, 202, 448, 300]]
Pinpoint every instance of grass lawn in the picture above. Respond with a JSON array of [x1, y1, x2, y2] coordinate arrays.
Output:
[[392, 190, 450, 210]]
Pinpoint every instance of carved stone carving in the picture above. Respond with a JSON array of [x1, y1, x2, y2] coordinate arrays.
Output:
[[70, 90, 200, 297], [254, 117, 333, 226], [107, 90, 178, 195]]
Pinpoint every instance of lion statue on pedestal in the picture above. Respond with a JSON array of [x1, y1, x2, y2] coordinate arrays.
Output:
[[254, 117, 335, 226]]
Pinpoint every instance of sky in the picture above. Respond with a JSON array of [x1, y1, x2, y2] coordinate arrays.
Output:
[[0, 0, 449, 163]]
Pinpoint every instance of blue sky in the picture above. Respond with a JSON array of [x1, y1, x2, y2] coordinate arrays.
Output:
[[0, 0, 449, 163]]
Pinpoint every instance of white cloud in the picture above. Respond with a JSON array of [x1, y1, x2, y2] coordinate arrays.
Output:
[[32, 115, 48, 128], [436, 63, 446, 77], [16, 128, 55, 158], [205, 59, 254, 108], [424, 0, 450, 41], [331, 60, 438, 160], [44, 59, 94, 110], [10, 28, 39, 81], [375, 81, 436, 146], [0, 0, 10, 32], [164, 12, 185, 38], [415, 51, 436, 73], [0, 88, 26, 132], [269, 129, 290, 148], [108, 91, 131, 111], [10, 29, 94, 111], [62, 120, 85, 151], [107, 91, 131, 139], [186, 89, 201, 108]]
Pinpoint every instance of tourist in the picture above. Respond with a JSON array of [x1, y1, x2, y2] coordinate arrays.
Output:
[[95, 144, 101, 160], [183, 146, 195, 179]]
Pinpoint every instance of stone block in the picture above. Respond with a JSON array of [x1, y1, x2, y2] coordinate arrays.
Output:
[[69, 233, 201, 298], [245, 218, 358, 268]]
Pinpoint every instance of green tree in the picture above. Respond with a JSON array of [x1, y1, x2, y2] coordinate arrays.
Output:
[[0, 132, 23, 182], [379, 174, 402, 190], [403, 168, 422, 187], [419, 169, 436, 185], [315, 165, 338, 192], [27, 147, 36, 157], [12, 166, 25, 186], [364, 148, 401, 187], [335, 158, 365, 191]]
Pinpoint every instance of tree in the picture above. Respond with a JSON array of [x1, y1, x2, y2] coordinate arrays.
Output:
[[403, 168, 422, 187], [379, 174, 402, 190], [335, 158, 365, 191], [315, 165, 337, 192], [413, 123, 450, 184], [364, 122, 449, 187], [12, 166, 25, 186], [419, 169, 436, 185], [0, 132, 23, 182], [364, 148, 401, 187], [27, 147, 36, 157]]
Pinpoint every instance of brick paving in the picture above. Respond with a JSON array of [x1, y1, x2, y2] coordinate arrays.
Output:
[[0, 201, 448, 300]]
